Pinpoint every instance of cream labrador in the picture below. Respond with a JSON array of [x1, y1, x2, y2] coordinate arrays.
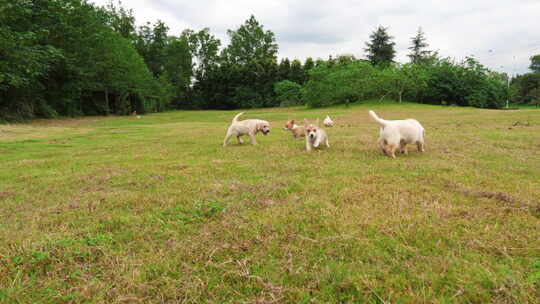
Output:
[[223, 112, 270, 146], [368, 110, 425, 158]]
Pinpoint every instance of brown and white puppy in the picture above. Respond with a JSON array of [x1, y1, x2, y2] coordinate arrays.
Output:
[[223, 112, 270, 146], [284, 120, 305, 138], [368, 110, 425, 158], [304, 119, 329, 151]]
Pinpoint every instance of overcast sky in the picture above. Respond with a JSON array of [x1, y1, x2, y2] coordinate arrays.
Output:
[[91, 0, 540, 75]]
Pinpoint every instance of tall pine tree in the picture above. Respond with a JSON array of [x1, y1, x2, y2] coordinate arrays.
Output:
[[364, 26, 395, 67], [278, 58, 291, 81], [408, 27, 431, 64], [289, 59, 304, 84], [530, 54, 540, 73]]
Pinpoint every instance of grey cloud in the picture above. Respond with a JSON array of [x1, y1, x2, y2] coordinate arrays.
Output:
[[92, 0, 540, 74]]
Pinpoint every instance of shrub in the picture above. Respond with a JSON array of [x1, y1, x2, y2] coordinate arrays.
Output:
[[274, 80, 303, 107], [302, 61, 378, 107]]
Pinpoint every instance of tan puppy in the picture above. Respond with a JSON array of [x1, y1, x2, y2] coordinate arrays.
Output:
[[284, 120, 305, 138], [368, 110, 425, 158], [223, 112, 270, 146], [304, 119, 329, 151]]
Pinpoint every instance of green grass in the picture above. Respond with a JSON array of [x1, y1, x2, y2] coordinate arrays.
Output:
[[1, 103, 539, 303]]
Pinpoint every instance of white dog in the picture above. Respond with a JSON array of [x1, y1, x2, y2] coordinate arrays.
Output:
[[368, 110, 425, 158], [223, 112, 270, 146], [304, 119, 329, 151], [323, 115, 334, 127]]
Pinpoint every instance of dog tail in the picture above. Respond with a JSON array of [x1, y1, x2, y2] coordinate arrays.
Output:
[[232, 112, 244, 123], [368, 110, 386, 127]]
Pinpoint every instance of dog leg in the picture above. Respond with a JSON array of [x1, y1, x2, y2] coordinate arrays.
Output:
[[400, 142, 408, 155], [387, 144, 397, 158], [237, 135, 244, 144], [223, 132, 233, 147], [416, 141, 425, 152], [378, 138, 387, 156], [249, 133, 257, 145], [313, 137, 321, 148], [306, 140, 312, 152], [325, 138, 330, 148]]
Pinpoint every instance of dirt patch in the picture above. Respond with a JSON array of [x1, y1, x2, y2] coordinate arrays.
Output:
[[0, 191, 15, 200], [462, 190, 520, 205], [447, 182, 540, 218], [169, 164, 189, 170], [48, 138, 72, 144]]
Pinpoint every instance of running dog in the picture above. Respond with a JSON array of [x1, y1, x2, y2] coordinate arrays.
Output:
[[223, 112, 270, 146], [304, 119, 329, 151], [368, 110, 425, 158], [284, 119, 305, 138]]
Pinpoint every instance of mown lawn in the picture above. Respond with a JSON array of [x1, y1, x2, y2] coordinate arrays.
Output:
[[1, 103, 539, 303]]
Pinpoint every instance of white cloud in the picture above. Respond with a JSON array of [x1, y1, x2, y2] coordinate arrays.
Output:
[[91, 0, 540, 74]]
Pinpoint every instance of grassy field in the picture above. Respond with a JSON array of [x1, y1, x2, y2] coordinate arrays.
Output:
[[1, 103, 539, 303]]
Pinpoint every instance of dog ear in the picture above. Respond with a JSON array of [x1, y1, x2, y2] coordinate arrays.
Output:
[[291, 120, 294, 124]]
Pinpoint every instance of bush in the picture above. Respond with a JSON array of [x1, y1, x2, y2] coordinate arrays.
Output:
[[302, 61, 378, 107], [274, 80, 303, 107], [511, 73, 540, 105], [421, 58, 507, 108]]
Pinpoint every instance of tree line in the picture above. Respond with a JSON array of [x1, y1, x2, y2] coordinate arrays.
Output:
[[0, 0, 535, 122], [510, 55, 540, 107]]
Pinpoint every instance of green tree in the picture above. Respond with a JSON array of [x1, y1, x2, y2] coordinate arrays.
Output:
[[274, 80, 303, 106], [1, 0, 170, 121], [421, 57, 507, 108], [510, 73, 540, 104], [184, 28, 221, 78], [530, 54, 540, 73], [364, 26, 396, 67], [163, 36, 192, 108], [408, 27, 431, 64], [222, 15, 278, 65], [135, 20, 169, 77], [104, 0, 136, 41], [375, 64, 428, 103], [278, 58, 291, 81], [303, 61, 378, 107], [303, 57, 315, 83], [527, 87, 540, 107], [289, 59, 304, 84]]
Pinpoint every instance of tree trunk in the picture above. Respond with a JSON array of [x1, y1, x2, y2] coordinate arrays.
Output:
[[379, 91, 390, 102], [104, 88, 110, 116], [398, 90, 403, 103]]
